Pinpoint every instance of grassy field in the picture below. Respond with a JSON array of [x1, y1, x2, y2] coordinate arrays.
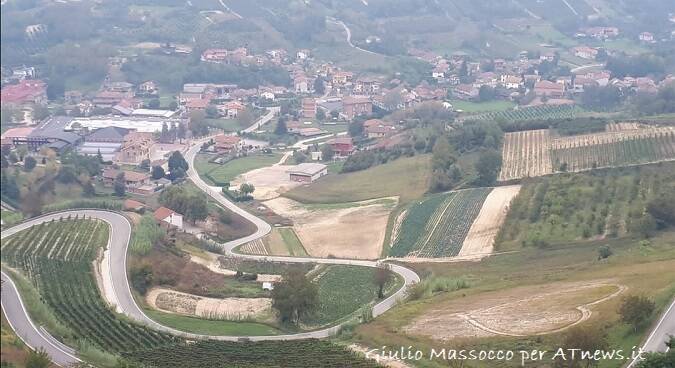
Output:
[[304, 265, 402, 327], [195, 153, 282, 186], [284, 155, 432, 204], [143, 310, 281, 336], [354, 231, 675, 368], [278, 227, 308, 256], [0, 210, 22, 227], [451, 99, 516, 113], [497, 163, 675, 250]]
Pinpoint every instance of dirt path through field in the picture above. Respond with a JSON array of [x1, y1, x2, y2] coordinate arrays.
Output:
[[404, 280, 626, 341], [459, 185, 521, 258]]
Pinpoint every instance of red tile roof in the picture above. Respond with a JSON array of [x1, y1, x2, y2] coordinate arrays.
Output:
[[154, 206, 179, 221]]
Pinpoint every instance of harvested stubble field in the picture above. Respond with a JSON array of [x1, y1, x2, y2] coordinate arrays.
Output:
[[499, 126, 675, 181], [147, 287, 272, 320]]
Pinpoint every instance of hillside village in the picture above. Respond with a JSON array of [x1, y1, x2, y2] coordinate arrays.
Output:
[[1, 1, 675, 368]]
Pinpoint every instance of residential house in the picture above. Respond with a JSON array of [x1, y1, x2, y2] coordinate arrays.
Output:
[[137, 81, 158, 96], [573, 77, 599, 93], [294, 75, 309, 93], [639, 32, 655, 42], [534, 80, 565, 98], [64, 90, 83, 105], [154, 206, 184, 230], [186, 98, 210, 112], [501, 75, 523, 90], [363, 119, 395, 139], [103, 81, 134, 94], [342, 96, 372, 120], [296, 49, 311, 60], [115, 132, 155, 165], [0, 80, 47, 106], [453, 84, 479, 100], [573, 46, 599, 60], [123, 199, 145, 212], [332, 71, 353, 86], [93, 91, 133, 108], [327, 137, 355, 157], [102, 168, 150, 189], [1, 127, 35, 148], [585, 27, 619, 39], [353, 77, 380, 95], [214, 134, 241, 154], [219, 101, 246, 118]]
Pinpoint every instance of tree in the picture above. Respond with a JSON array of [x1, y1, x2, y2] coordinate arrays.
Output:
[[169, 101, 178, 111], [21, 188, 42, 217], [168, 151, 189, 173], [619, 295, 655, 332], [25, 348, 51, 368], [373, 264, 392, 299], [271, 269, 319, 324], [240, 183, 255, 196], [205, 104, 219, 119], [146, 98, 160, 109], [114, 172, 126, 196], [129, 263, 153, 295], [316, 108, 326, 121], [553, 325, 608, 368], [189, 110, 209, 137], [23, 156, 37, 171], [321, 144, 334, 161], [597, 245, 612, 260], [478, 85, 496, 102], [151, 165, 165, 180], [139, 159, 151, 171], [274, 117, 288, 135], [646, 190, 675, 228], [629, 213, 658, 238], [293, 150, 307, 164], [475, 150, 502, 186], [185, 195, 208, 224], [313, 77, 325, 95], [348, 120, 364, 137]]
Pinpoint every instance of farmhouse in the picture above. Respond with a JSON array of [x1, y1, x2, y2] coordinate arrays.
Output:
[[102, 168, 150, 189], [115, 132, 155, 165], [572, 46, 599, 60], [288, 163, 328, 183], [302, 98, 317, 119], [219, 101, 246, 118], [154, 206, 184, 230]]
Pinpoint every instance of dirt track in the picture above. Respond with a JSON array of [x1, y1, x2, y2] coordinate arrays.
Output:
[[404, 281, 625, 341], [459, 185, 521, 258]]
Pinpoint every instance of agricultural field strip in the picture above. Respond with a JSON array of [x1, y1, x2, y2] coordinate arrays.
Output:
[[500, 127, 675, 181], [1, 208, 420, 349]]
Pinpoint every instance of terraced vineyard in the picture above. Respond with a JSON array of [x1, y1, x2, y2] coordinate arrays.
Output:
[[499, 127, 675, 181], [390, 188, 492, 258], [468, 104, 581, 122], [1, 218, 380, 367]]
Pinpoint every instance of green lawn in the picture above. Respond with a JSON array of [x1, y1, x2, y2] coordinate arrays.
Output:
[[195, 153, 282, 186], [144, 310, 281, 336], [450, 99, 515, 113], [283, 155, 432, 205], [1, 209, 23, 227], [278, 228, 308, 257], [206, 118, 249, 132]]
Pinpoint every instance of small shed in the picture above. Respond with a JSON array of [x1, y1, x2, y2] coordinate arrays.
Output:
[[287, 163, 328, 183]]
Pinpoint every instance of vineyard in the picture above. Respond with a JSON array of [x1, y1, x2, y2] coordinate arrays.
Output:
[[304, 265, 398, 327], [499, 126, 675, 181], [499, 129, 554, 181], [467, 104, 581, 122], [2, 219, 378, 367], [0, 218, 177, 353], [390, 188, 492, 258], [124, 340, 379, 368]]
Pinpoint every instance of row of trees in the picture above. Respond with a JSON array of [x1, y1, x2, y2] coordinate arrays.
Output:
[[158, 185, 208, 224]]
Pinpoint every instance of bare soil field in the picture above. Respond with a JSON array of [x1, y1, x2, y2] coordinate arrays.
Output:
[[404, 280, 624, 341], [263, 197, 397, 259], [458, 185, 521, 258], [146, 288, 272, 320], [231, 165, 302, 200]]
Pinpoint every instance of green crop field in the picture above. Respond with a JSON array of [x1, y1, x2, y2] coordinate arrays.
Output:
[[1, 218, 382, 367], [390, 188, 492, 258], [195, 153, 282, 186], [284, 155, 432, 204], [498, 162, 675, 250], [468, 104, 582, 122], [278, 227, 308, 256], [451, 99, 516, 113], [304, 265, 400, 327]]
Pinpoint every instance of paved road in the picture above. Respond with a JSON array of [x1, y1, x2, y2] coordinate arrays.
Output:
[[242, 107, 278, 134], [1, 146, 420, 364], [326, 17, 383, 56], [627, 298, 675, 367]]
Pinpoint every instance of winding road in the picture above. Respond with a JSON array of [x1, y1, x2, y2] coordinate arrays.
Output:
[[1, 139, 420, 365]]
